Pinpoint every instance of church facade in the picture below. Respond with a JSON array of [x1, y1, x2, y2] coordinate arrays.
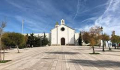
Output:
[[27, 19, 80, 46], [51, 19, 76, 46]]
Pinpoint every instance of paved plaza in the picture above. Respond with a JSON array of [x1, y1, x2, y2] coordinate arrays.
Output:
[[0, 46, 120, 70]]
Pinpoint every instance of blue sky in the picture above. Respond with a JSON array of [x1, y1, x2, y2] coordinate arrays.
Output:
[[0, 0, 120, 35]]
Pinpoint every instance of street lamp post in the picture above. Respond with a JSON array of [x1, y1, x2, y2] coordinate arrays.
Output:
[[101, 27, 105, 51], [22, 20, 24, 34]]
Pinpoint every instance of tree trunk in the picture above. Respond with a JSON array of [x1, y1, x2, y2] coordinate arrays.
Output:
[[115, 44, 117, 49], [3, 49, 5, 61], [102, 41, 105, 52], [99, 44, 100, 48], [16, 45, 20, 53], [93, 46, 95, 54], [0, 49, 1, 61], [0, 37, 1, 61], [108, 41, 111, 51], [109, 47, 111, 51]]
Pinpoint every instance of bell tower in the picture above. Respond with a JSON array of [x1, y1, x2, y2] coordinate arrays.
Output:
[[61, 19, 65, 25]]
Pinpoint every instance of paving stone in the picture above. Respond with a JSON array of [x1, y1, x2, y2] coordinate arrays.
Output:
[[0, 46, 120, 70]]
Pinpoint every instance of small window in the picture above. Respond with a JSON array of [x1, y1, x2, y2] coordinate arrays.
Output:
[[61, 27, 65, 31]]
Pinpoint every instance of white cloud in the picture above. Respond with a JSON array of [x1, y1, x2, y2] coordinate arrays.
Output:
[[81, 0, 120, 35], [95, 0, 120, 35], [73, 0, 80, 20], [15, 16, 45, 32]]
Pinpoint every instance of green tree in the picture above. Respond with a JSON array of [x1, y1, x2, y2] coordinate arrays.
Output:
[[26, 33, 49, 47], [111, 35, 120, 49], [78, 32, 82, 46], [101, 33, 110, 51], [0, 20, 6, 61], [88, 26, 102, 54], [89, 34, 97, 54], [34, 36, 41, 47], [42, 32, 49, 46], [10, 33, 24, 53], [1, 33, 11, 61], [24, 34, 28, 47], [2, 32, 25, 53], [90, 38, 96, 53], [27, 33, 35, 47], [2, 33, 11, 47], [82, 32, 90, 44]]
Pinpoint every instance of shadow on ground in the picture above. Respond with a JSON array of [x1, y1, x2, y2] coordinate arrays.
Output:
[[96, 50, 120, 52], [74, 48, 91, 50], [69, 59, 120, 67], [42, 58, 55, 59], [45, 52, 79, 55], [100, 53, 120, 56], [1, 52, 9, 53]]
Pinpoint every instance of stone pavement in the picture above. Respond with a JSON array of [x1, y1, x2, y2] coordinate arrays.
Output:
[[0, 46, 120, 70]]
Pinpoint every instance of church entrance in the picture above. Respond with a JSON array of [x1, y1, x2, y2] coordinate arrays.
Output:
[[61, 38, 65, 45]]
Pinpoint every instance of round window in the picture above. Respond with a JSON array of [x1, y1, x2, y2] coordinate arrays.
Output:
[[61, 27, 65, 31]]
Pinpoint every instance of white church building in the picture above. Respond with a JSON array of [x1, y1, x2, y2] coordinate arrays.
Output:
[[29, 19, 80, 46], [51, 19, 77, 46]]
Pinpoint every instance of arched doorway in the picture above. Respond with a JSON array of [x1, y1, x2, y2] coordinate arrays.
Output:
[[61, 38, 65, 45]]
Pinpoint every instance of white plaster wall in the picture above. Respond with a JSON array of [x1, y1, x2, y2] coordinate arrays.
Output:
[[51, 28, 57, 45], [75, 33, 79, 40], [101, 40, 103, 46], [57, 25, 68, 45], [75, 33, 79, 45], [57, 25, 75, 45], [68, 28, 75, 44], [35, 33, 51, 41]]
